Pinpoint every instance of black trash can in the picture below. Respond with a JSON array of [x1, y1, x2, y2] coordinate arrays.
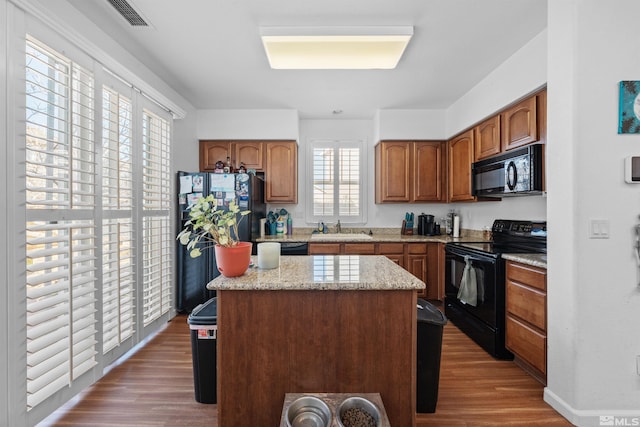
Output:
[[416, 298, 447, 413], [187, 298, 217, 404]]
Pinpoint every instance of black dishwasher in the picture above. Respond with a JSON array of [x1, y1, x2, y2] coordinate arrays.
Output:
[[279, 242, 309, 255]]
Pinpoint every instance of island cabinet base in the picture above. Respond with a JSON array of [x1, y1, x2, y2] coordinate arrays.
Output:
[[216, 289, 417, 427]]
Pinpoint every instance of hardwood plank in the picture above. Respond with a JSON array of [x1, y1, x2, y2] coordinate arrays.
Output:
[[41, 313, 571, 427]]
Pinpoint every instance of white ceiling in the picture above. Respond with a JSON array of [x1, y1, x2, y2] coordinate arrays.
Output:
[[68, 0, 547, 119]]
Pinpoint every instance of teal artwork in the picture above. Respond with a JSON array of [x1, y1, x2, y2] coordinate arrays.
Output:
[[619, 81, 640, 133]]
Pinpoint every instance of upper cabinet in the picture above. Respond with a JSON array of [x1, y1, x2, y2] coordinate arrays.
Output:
[[375, 140, 445, 203], [375, 141, 411, 202], [447, 130, 475, 202], [233, 141, 264, 171], [413, 142, 444, 202], [501, 93, 539, 152], [199, 139, 298, 203], [265, 141, 298, 204], [200, 140, 230, 171], [475, 89, 547, 162], [474, 115, 501, 161], [200, 140, 265, 171]]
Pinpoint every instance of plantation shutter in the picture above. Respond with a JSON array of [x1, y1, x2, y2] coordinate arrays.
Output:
[[310, 141, 363, 223], [312, 147, 334, 216], [141, 108, 172, 327], [25, 38, 97, 409], [101, 86, 135, 354]]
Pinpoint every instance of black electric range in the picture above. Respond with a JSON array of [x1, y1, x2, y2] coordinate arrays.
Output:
[[444, 219, 547, 359]]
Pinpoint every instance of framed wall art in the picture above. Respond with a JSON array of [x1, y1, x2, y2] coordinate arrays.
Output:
[[618, 80, 640, 133]]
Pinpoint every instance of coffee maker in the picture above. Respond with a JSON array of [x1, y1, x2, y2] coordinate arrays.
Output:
[[417, 214, 436, 235]]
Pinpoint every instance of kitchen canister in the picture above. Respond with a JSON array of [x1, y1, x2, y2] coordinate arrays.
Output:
[[257, 242, 280, 269]]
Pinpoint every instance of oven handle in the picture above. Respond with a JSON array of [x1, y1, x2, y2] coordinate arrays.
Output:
[[445, 244, 498, 262]]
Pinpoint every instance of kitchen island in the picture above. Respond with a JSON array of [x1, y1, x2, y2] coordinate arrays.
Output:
[[207, 255, 425, 427]]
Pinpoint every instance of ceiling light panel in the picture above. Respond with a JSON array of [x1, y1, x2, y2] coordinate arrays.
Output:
[[260, 26, 413, 70]]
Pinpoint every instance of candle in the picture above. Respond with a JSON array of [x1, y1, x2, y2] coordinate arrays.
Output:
[[257, 242, 280, 269]]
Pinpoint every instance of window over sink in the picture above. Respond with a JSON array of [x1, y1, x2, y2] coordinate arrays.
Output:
[[307, 139, 366, 225]]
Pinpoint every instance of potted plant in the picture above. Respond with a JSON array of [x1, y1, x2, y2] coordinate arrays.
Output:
[[177, 194, 252, 277]]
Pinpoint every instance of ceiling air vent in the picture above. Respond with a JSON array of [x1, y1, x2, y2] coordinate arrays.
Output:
[[107, 0, 149, 27]]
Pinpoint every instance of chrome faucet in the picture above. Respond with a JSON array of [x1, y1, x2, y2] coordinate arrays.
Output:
[[336, 220, 342, 233]]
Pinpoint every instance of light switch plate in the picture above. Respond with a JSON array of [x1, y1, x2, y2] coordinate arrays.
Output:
[[589, 219, 610, 239]]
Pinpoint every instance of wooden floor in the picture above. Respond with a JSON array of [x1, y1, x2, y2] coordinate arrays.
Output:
[[40, 314, 572, 427]]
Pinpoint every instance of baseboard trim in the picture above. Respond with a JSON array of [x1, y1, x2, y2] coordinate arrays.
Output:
[[544, 387, 640, 427]]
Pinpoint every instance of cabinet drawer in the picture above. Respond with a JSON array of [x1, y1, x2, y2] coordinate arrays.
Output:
[[506, 315, 546, 376], [344, 243, 376, 254], [407, 243, 427, 255], [308, 243, 341, 255], [506, 261, 546, 292], [506, 281, 546, 331], [378, 243, 404, 254]]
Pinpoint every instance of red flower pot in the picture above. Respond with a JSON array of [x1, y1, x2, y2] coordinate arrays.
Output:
[[214, 242, 252, 277]]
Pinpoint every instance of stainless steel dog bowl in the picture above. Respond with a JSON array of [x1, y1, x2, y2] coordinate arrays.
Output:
[[337, 396, 381, 427], [285, 396, 331, 427]]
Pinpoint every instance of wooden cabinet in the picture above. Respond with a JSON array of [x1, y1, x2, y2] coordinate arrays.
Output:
[[375, 140, 445, 203], [378, 243, 405, 269], [447, 129, 475, 202], [344, 243, 376, 255], [199, 139, 298, 203], [501, 95, 538, 152], [406, 244, 428, 298], [474, 115, 501, 161], [413, 142, 444, 202], [199, 140, 230, 171], [233, 141, 264, 171], [200, 140, 264, 171], [308, 243, 341, 255], [375, 141, 411, 202], [505, 260, 547, 385], [265, 141, 297, 203], [426, 243, 445, 301]]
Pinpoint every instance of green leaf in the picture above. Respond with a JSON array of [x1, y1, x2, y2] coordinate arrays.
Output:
[[190, 248, 202, 258], [178, 231, 191, 244]]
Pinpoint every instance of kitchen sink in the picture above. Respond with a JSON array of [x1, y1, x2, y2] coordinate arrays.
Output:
[[311, 233, 373, 240]]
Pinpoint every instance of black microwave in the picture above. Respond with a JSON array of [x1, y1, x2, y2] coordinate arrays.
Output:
[[472, 144, 544, 197]]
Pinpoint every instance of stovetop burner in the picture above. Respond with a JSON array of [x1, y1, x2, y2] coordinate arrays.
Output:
[[448, 219, 547, 256]]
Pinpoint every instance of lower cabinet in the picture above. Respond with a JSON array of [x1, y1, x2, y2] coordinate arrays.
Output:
[[307, 242, 444, 300], [505, 260, 547, 385]]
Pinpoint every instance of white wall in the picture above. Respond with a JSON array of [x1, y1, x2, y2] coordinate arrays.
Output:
[[173, 106, 199, 172], [446, 29, 548, 136], [0, 1, 8, 424], [545, 1, 640, 425], [196, 109, 299, 140], [376, 109, 447, 140]]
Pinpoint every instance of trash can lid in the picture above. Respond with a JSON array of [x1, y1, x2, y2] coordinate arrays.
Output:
[[416, 298, 447, 325], [187, 297, 217, 325]]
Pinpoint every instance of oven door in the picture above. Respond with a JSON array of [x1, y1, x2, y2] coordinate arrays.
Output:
[[445, 244, 498, 328]]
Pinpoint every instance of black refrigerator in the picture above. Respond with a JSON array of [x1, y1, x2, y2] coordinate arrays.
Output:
[[176, 171, 266, 312]]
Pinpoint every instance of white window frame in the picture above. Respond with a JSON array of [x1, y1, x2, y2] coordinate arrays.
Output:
[[306, 139, 367, 226]]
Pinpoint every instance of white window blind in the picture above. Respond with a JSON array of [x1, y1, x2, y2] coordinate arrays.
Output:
[[101, 86, 135, 354], [141, 109, 172, 326], [310, 141, 363, 224], [25, 38, 97, 410], [102, 87, 133, 209]]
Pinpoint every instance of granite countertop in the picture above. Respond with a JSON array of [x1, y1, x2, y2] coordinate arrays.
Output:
[[502, 253, 547, 268], [206, 255, 426, 291]]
